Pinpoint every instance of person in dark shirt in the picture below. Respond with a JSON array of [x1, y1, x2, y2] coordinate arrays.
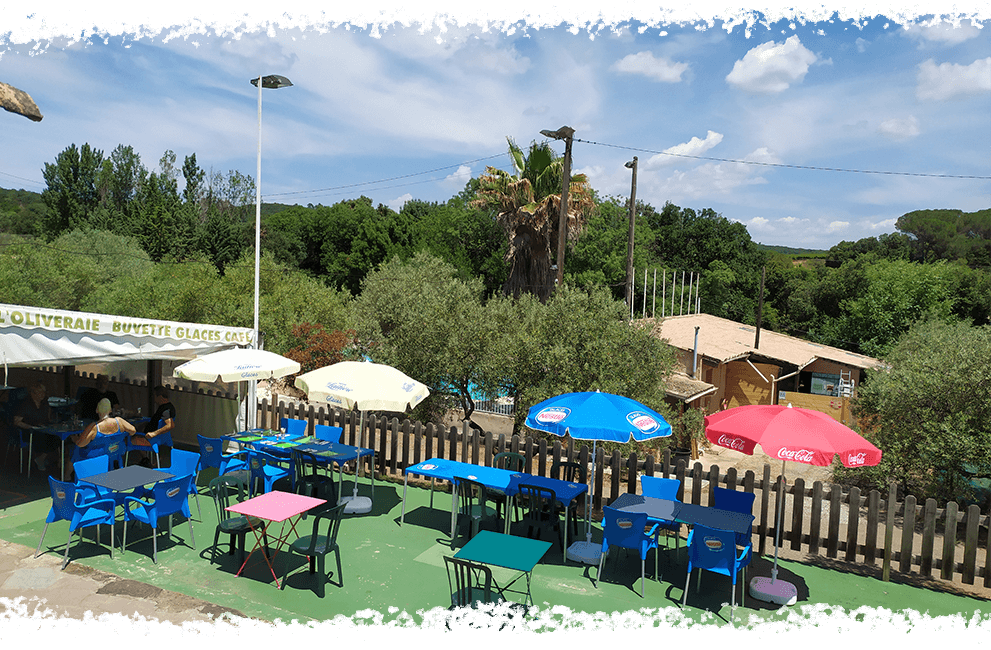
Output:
[[78, 374, 121, 420], [12, 382, 56, 472], [129, 385, 175, 466]]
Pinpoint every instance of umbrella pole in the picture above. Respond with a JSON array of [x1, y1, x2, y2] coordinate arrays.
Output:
[[749, 458, 798, 605]]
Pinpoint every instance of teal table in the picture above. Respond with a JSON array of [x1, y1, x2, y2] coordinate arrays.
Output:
[[453, 530, 551, 606]]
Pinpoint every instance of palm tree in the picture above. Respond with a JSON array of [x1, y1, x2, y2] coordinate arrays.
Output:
[[475, 137, 595, 302]]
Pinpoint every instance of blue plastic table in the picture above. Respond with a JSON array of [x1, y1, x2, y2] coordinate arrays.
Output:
[[611, 492, 755, 537]]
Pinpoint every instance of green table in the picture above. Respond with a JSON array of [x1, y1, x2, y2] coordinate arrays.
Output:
[[453, 530, 551, 606]]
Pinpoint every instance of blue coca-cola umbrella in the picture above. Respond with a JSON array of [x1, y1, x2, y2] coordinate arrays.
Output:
[[526, 390, 672, 564]]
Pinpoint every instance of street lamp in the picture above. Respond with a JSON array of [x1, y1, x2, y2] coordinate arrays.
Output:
[[540, 126, 575, 290], [248, 74, 291, 431], [249, 74, 293, 349], [624, 157, 638, 317]]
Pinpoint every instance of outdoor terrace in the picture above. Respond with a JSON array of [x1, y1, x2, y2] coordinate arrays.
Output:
[[0, 451, 987, 631]]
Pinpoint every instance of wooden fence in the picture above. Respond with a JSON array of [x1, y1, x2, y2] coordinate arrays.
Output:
[[261, 398, 991, 592]]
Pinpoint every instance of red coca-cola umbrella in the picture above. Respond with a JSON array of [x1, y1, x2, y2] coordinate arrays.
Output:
[[704, 403, 882, 605]]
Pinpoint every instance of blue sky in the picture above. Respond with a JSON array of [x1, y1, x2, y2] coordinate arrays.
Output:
[[1, 4, 989, 250]]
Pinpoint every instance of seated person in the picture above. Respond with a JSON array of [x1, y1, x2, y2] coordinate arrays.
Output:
[[66, 398, 136, 479], [129, 385, 175, 466], [78, 374, 121, 420], [12, 382, 57, 472]]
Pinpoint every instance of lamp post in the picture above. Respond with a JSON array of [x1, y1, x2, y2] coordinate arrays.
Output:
[[250, 74, 293, 350], [539, 126, 575, 290], [247, 74, 292, 431], [624, 156, 638, 316]]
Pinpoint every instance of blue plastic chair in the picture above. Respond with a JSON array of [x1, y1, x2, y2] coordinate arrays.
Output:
[[35, 477, 117, 569], [164, 448, 202, 519], [682, 524, 752, 624], [712, 486, 757, 547], [641, 475, 684, 548], [280, 417, 308, 437], [196, 434, 248, 478], [595, 506, 660, 597], [72, 431, 127, 470], [72, 455, 119, 505], [247, 449, 293, 496], [122, 474, 196, 563], [314, 424, 344, 443], [125, 418, 174, 467]]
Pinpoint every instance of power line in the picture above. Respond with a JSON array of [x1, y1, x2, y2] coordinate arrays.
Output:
[[575, 138, 991, 180]]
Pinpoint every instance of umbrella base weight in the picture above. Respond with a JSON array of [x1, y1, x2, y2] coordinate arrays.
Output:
[[341, 496, 372, 514], [566, 540, 602, 565], [749, 576, 797, 606]]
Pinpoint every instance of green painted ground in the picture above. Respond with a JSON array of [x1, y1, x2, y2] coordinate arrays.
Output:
[[1, 467, 988, 629]]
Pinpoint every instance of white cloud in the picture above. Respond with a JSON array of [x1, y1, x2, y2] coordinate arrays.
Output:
[[611, 51, 689, 83], [645, 130, 723, 168], [388, 193, 413, 212], [826, 221, 850, 233], [903, 19, 983, 46], [855, 37, 869, 53], [645, 146, 777, 201], [869, 217, 898, 231], [916, 57, 991, 101], [725, 35, 817, 93], [877, 115, 920, 140], [441, 165, 473, 189]]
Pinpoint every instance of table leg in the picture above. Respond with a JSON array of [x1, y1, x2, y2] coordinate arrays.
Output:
[[400, 474, 408, 525], [450, 483, 458, 541], [562, 498, 569, 562], [60, 439, 65, 481]]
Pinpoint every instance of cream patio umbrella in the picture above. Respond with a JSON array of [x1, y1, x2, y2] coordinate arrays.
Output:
[[294, 360, 430, 513], [173, 347, 300, 432]]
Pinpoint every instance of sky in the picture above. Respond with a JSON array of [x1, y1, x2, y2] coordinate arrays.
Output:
[[1, 2, 989, 251]]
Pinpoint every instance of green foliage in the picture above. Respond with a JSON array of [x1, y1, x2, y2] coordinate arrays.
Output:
[[283, 324, 365, 376], [0, 187, 47, 236], [41, 143, 105, 238], [849, 318, 991, 502]]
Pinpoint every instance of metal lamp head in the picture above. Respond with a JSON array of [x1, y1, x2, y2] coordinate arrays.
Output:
[[251, 75, 293, 89], [540, 126, 575, 141]]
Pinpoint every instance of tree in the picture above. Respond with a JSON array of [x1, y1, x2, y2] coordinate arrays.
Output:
[[474, 137, 595, 302], [850, 318, 991, 502], [41, 143, 104, 238], [352, 252, 493, 426]]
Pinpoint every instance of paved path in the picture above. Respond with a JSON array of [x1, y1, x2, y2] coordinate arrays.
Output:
[[0, 538, 246, 624]]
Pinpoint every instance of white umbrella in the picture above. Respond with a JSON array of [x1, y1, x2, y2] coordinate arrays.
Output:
[[173, 348, 300, 382], [173, 347, 300, 432], [294, 360, 430, 513]]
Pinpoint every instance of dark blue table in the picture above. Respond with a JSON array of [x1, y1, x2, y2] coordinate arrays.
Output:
[[611, 492, 755, 537]]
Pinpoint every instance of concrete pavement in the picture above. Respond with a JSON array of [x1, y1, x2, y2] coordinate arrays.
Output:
[[0, 537, 246, 625]]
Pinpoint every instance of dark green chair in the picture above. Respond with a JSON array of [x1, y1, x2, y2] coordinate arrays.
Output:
[[208, 475, 267, 568], [444, 555, 503, 609], [551, 459, 588, 539], [280, 502, 346, 598], [453, 476, 499, 543], [518, 483, 563, 551], [490, 452, 526, 525]]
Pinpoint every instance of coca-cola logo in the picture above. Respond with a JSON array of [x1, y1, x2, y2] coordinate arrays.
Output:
[[536, 407, 570, 424], [717, 435, 747, 451], [777, 447, 816, 463], [847, 452, 868, 466], [627, 411, 660, 434]]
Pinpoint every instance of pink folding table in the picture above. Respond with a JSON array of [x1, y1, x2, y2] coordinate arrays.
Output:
[[226, 490, 326, 587]]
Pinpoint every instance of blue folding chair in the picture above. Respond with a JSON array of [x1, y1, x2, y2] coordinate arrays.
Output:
[[122, 474, 196, 563], [712, 486, 757, 547], [35, 477, 117, 569], [682, 524, 752, 624], [280, 417, 308, 437], [641, 475, 683, 548], [595, 506, 660, 597]]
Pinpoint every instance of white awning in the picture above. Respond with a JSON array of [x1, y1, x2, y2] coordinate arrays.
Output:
[[0, 303, 254, 368]]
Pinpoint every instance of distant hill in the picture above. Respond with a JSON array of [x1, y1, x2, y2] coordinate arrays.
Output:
[[755, 243, 829, 257]]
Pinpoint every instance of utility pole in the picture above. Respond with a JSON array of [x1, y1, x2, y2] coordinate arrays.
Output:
[[624, 156, 638, 314], [540, 126, 575, 290]]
